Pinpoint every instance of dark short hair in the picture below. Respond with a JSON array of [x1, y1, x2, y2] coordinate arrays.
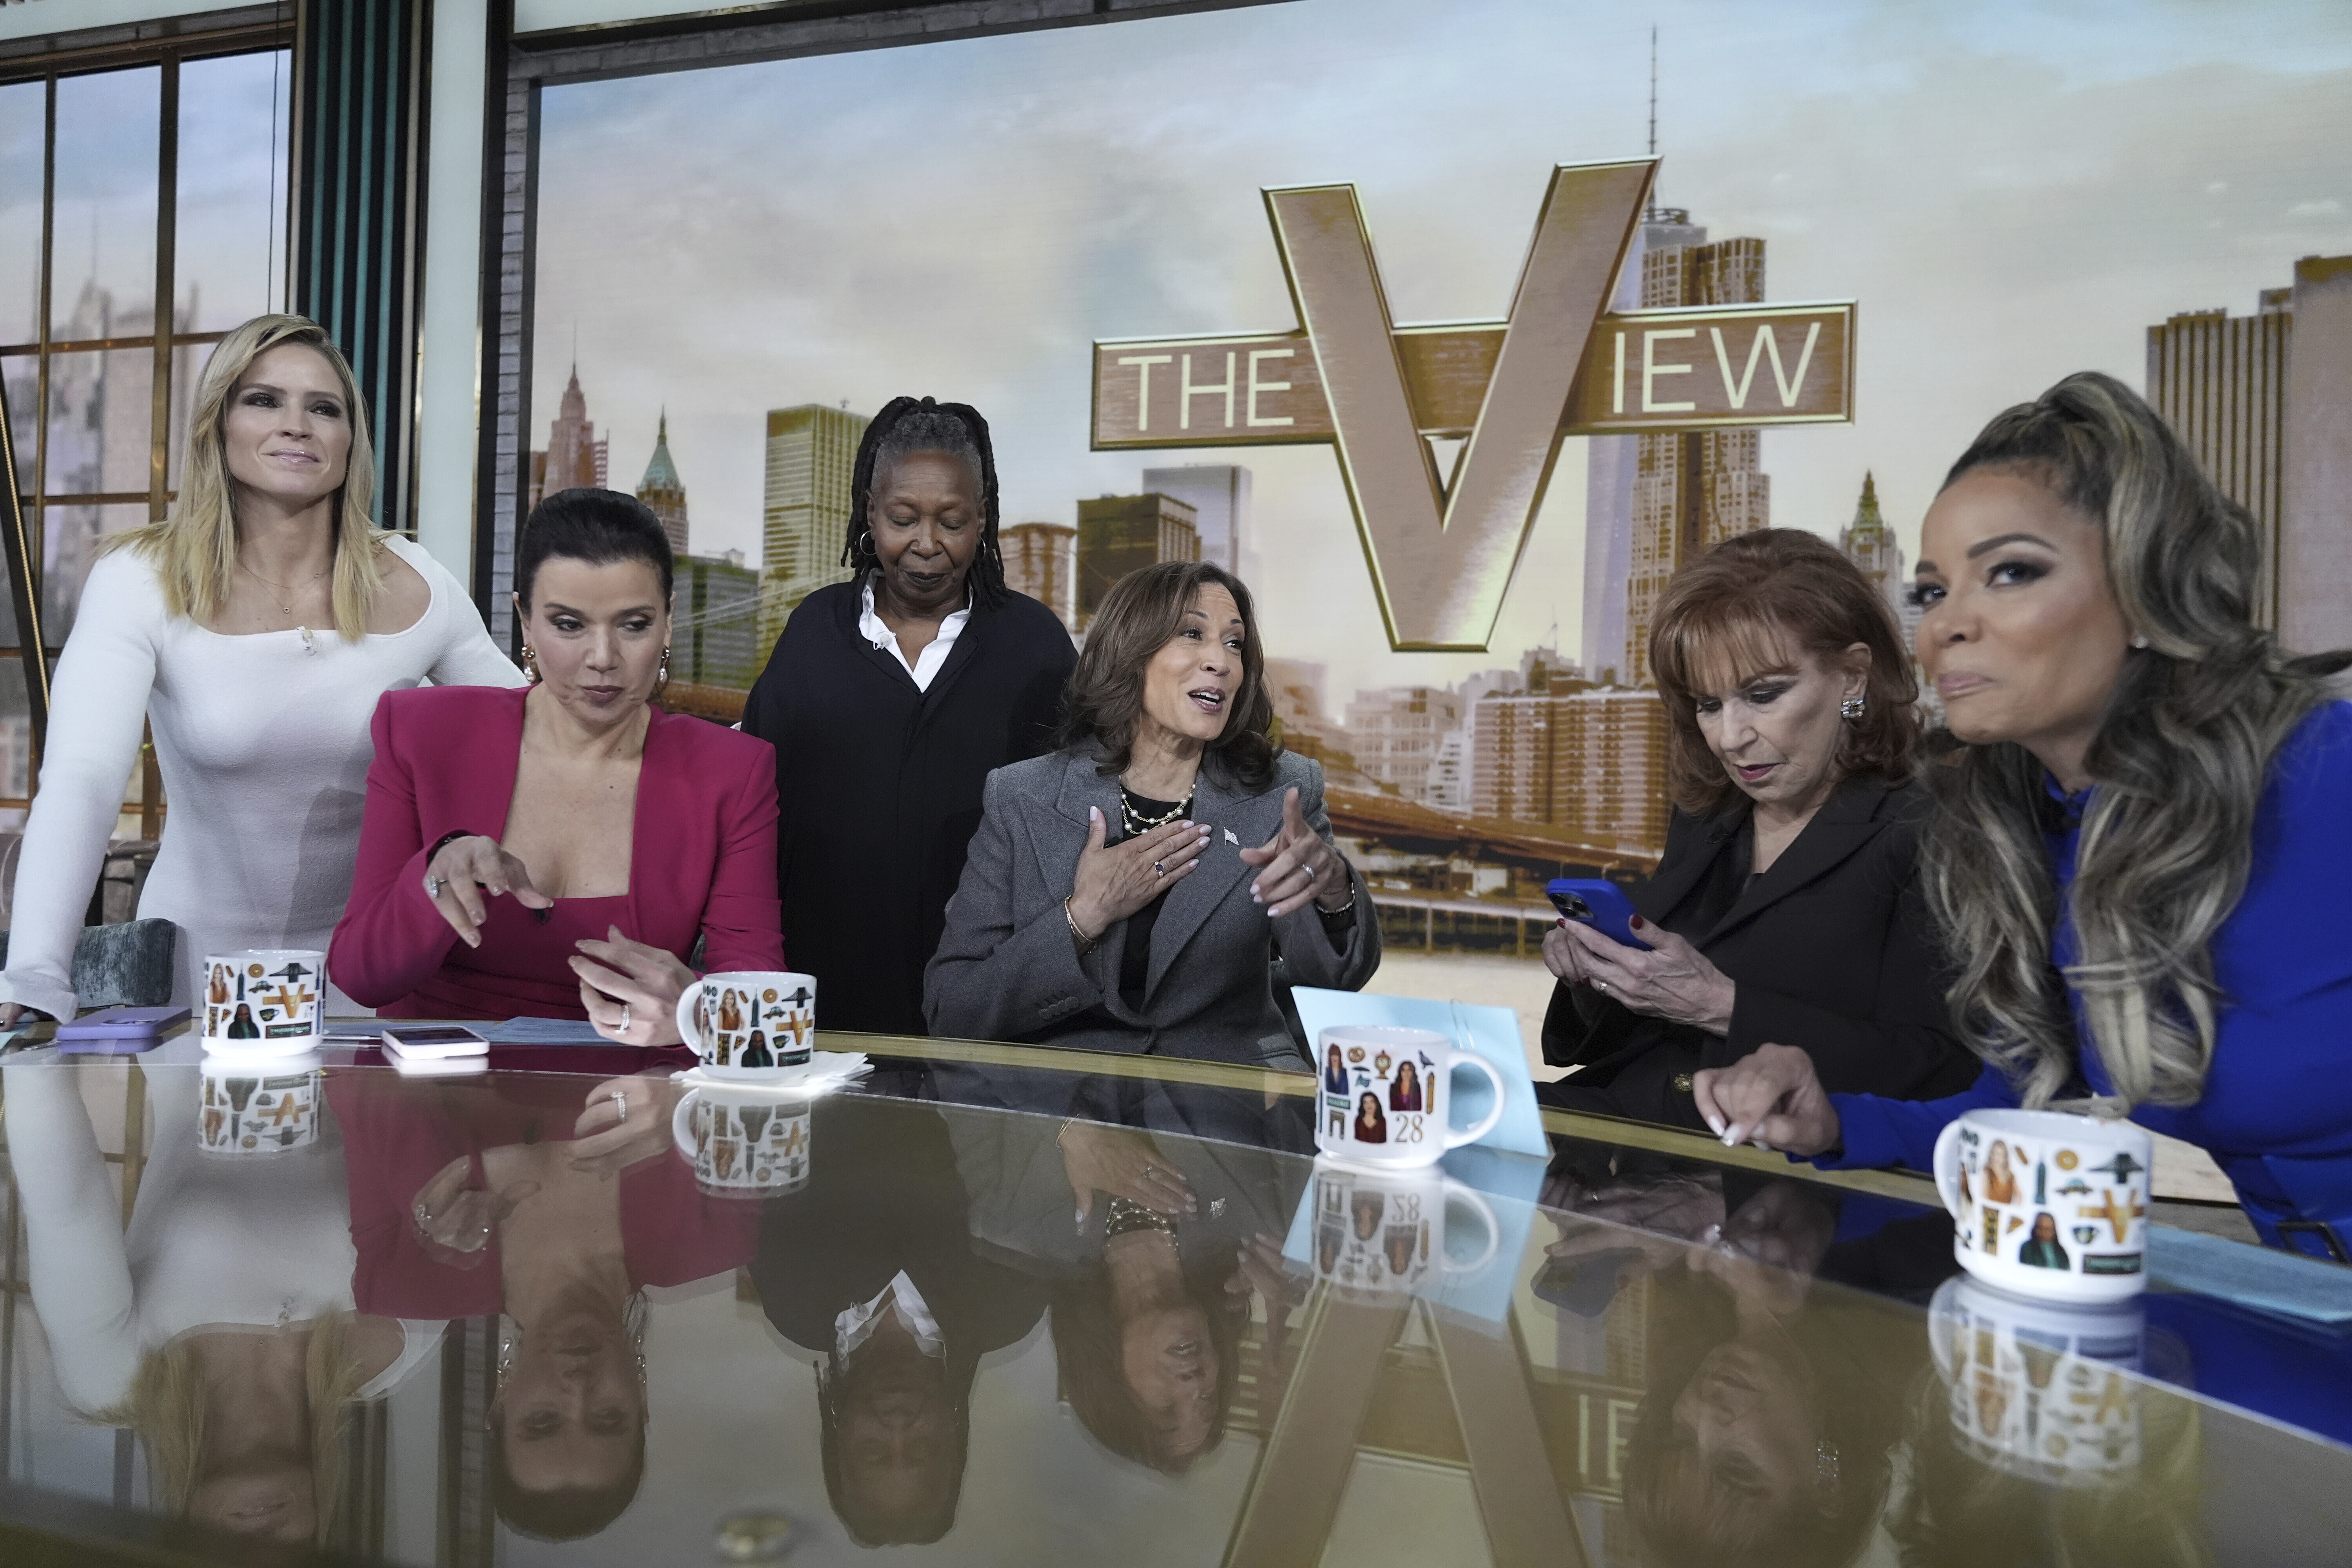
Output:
[[841, 396, 1006, 606], [1648, 528, 1920, 817], [1059, 561, 1276, 790], [1047, 1252, 1244, 1474], [516, 487, 675, 610]]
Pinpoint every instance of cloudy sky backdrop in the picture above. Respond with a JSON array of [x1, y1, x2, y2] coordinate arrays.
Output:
[[531, 0, 2352, 701]]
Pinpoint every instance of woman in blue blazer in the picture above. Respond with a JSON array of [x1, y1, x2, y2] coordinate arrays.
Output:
[[1694, 372, 2352, 1256]]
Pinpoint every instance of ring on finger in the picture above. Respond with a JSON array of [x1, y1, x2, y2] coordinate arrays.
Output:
[[1153, 860, 1165, 877], [619, 1002, 632, 1033]]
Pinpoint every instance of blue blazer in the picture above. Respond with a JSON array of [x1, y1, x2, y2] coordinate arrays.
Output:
[[1827, 701, 2352, 1250]]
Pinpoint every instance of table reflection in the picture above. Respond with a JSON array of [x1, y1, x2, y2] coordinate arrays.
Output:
[[3, 1048, 2352, 1565]]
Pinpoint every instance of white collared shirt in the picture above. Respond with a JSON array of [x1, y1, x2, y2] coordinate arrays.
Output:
[[833, 1270, 946, 1361], [859, 574, 970, 692]]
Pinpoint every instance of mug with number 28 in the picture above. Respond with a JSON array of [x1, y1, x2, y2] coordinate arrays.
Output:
[[1313, 1025, 1505, 1169]]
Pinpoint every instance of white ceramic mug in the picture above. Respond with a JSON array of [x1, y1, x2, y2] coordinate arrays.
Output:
[[201, 949, 326, 1055], [1929, 1273, 2146, 1483], [198, 1060, 321, 1156], [674, 971, 816, 1080], [1932, 1107, 2152, 1303], [1313, 1025, 1506, 1169], [1307, 1158, 1499, 1299], [671, 1085, 813, 1198]]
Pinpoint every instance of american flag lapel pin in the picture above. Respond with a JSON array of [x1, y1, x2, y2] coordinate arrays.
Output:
[[1223, 828, 1240, 846]]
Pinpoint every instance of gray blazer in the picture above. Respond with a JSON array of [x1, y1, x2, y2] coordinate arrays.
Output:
[[924, 747, 1380, 1066]]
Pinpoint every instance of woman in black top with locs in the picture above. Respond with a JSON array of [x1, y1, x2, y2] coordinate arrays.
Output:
[[741, 398, 1076, 1036], [1539, 529, 1976, 1131]]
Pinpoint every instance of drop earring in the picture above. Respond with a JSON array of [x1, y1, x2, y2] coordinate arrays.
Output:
[[657, 646, 671, 688], [521, 644, 541, 684]]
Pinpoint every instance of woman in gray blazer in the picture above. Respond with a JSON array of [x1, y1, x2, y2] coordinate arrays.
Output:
[[925, 561, 1378, 1066]]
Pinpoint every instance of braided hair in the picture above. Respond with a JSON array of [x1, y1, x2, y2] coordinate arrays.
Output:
[[839, 396, 1007, 607]]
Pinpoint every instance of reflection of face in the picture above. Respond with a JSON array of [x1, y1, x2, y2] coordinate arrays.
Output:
[[870, 450, 982, 617], [519, 556, 670, 730], [1668, 1339, 1826, 1534], [836, 1339, 955, 1530], [496, 1305, 645, 1495], [221, 343, 352, 515], [1915, 470, 2132, 776], [1690, 633, 1866, 815], [1120, 1305, 1218, 1465], [1139, 586, 1243, 748], [190, 1461, 317, 1543]]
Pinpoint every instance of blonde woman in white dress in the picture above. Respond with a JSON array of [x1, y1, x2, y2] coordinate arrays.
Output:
[[0, 314, 520, 1022]]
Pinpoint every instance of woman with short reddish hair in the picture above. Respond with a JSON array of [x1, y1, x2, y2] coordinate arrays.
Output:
[[1540, 528, 1976, 1130]]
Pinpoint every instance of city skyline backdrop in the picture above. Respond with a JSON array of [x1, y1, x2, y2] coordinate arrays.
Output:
[[528, 0, 2352, 706]]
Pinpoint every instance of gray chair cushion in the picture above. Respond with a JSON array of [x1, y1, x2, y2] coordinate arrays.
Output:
[[0, 919, 178, 1010]]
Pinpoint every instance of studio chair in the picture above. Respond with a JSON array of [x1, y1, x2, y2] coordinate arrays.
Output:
[[0, 918, 179, 1009]]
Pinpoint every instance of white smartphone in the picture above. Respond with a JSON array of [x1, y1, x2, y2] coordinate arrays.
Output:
[[381, 1024, 491, 1061]]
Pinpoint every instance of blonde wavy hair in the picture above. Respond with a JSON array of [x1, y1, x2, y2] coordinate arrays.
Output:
[[88, 1314, 374, 1545], [104, 314, 387, 639], [1924, 371, 2350, 1110]]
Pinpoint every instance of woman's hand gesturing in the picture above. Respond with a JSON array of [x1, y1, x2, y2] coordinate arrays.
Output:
[[424, 835, 552, 947], [1691, 1043, 1842, 1154], [1240, 787, 1351, 917], [1067, 807, 1211, 944], [570, 926, 694, 1046]]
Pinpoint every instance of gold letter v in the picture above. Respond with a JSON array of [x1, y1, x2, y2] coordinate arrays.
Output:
[[1266, 161, 1654, 650]]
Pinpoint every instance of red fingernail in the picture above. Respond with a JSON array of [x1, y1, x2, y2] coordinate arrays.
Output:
[[1630, 915, 1646, 929]]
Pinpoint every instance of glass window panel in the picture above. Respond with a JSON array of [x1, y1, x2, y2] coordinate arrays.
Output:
[[165, 337, 221, 493], [42, 501, 145, 641], [0, 83, 44, 347], [49, 67, 160, 341], [0, 657, 29, 815], [3, 353, 33, 482], [175, 51, 289, 333], [43, 348, 154, 498]]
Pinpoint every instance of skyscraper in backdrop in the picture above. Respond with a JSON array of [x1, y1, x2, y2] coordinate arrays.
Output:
[[1583, 207, 1704, 685], [1075, 493, 1200, 629], [759, 403, 870, 657], [1002, 521, 1080, 630], [1838, 472, 1916, 651], [635, 410, 690, 556], [1621, 226, 1772, 687], [1140, 464, 1250, 576], [531, 365, 608, 513]]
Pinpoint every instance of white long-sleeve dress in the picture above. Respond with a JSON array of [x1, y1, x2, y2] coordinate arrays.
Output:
[[0, 537, 521, 1020]]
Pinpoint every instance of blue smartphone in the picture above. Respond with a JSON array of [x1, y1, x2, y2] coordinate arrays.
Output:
[[1545, 878, 1652, 951]]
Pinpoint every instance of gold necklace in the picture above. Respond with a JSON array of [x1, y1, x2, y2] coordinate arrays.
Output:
[[242, 560, 331, 652], [1119, 786, 1194, 838]]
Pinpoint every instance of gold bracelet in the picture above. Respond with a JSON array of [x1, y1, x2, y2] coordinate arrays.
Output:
[[1063, 896, 1099, 954]]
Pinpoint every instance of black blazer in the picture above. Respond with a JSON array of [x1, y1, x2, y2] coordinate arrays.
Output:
[[1542, 776, 1975, 1126]]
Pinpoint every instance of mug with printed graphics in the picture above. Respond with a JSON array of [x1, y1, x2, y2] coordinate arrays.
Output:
[[201, 949, 326, 1055], [1313, 1025, 1506, 1169], [674, 971, 816, 1080], [671, 1085, 813, 1199], [1930, 1273, 2147, 1483], [1307, 1158, 1499, 1300], [1932, 1107, 2153, 1303], [198, 1059, 322, 1156]]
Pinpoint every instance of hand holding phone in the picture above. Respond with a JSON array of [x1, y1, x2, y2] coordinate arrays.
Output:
[[1545, 879, 1653, 951]]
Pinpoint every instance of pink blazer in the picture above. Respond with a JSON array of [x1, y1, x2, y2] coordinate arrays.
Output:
[[330, 684, 783, 1019]]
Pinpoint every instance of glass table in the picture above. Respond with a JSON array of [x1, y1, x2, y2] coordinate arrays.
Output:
[[2, 1027, 2349, 1566]]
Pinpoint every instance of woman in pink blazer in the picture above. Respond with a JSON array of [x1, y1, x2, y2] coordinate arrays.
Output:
[[331, 490, 782, 1038]]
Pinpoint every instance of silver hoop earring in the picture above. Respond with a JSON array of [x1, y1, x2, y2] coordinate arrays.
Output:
[[1839, 694, 1866, 721], [855, 528, 875, 559]]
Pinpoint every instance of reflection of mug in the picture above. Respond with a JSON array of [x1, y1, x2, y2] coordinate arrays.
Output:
[[198, 1060, 321, 1156], [202, 949, 326, 1055], [675, 971, 816, 1080], [1306, 1158, 1498, 1299], [1932, 1107, 2152, 1303], [1312, 1025, 1505, 1168], [1929, 1273, 2145, 1483], [671, 1085, 813, 1198]]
